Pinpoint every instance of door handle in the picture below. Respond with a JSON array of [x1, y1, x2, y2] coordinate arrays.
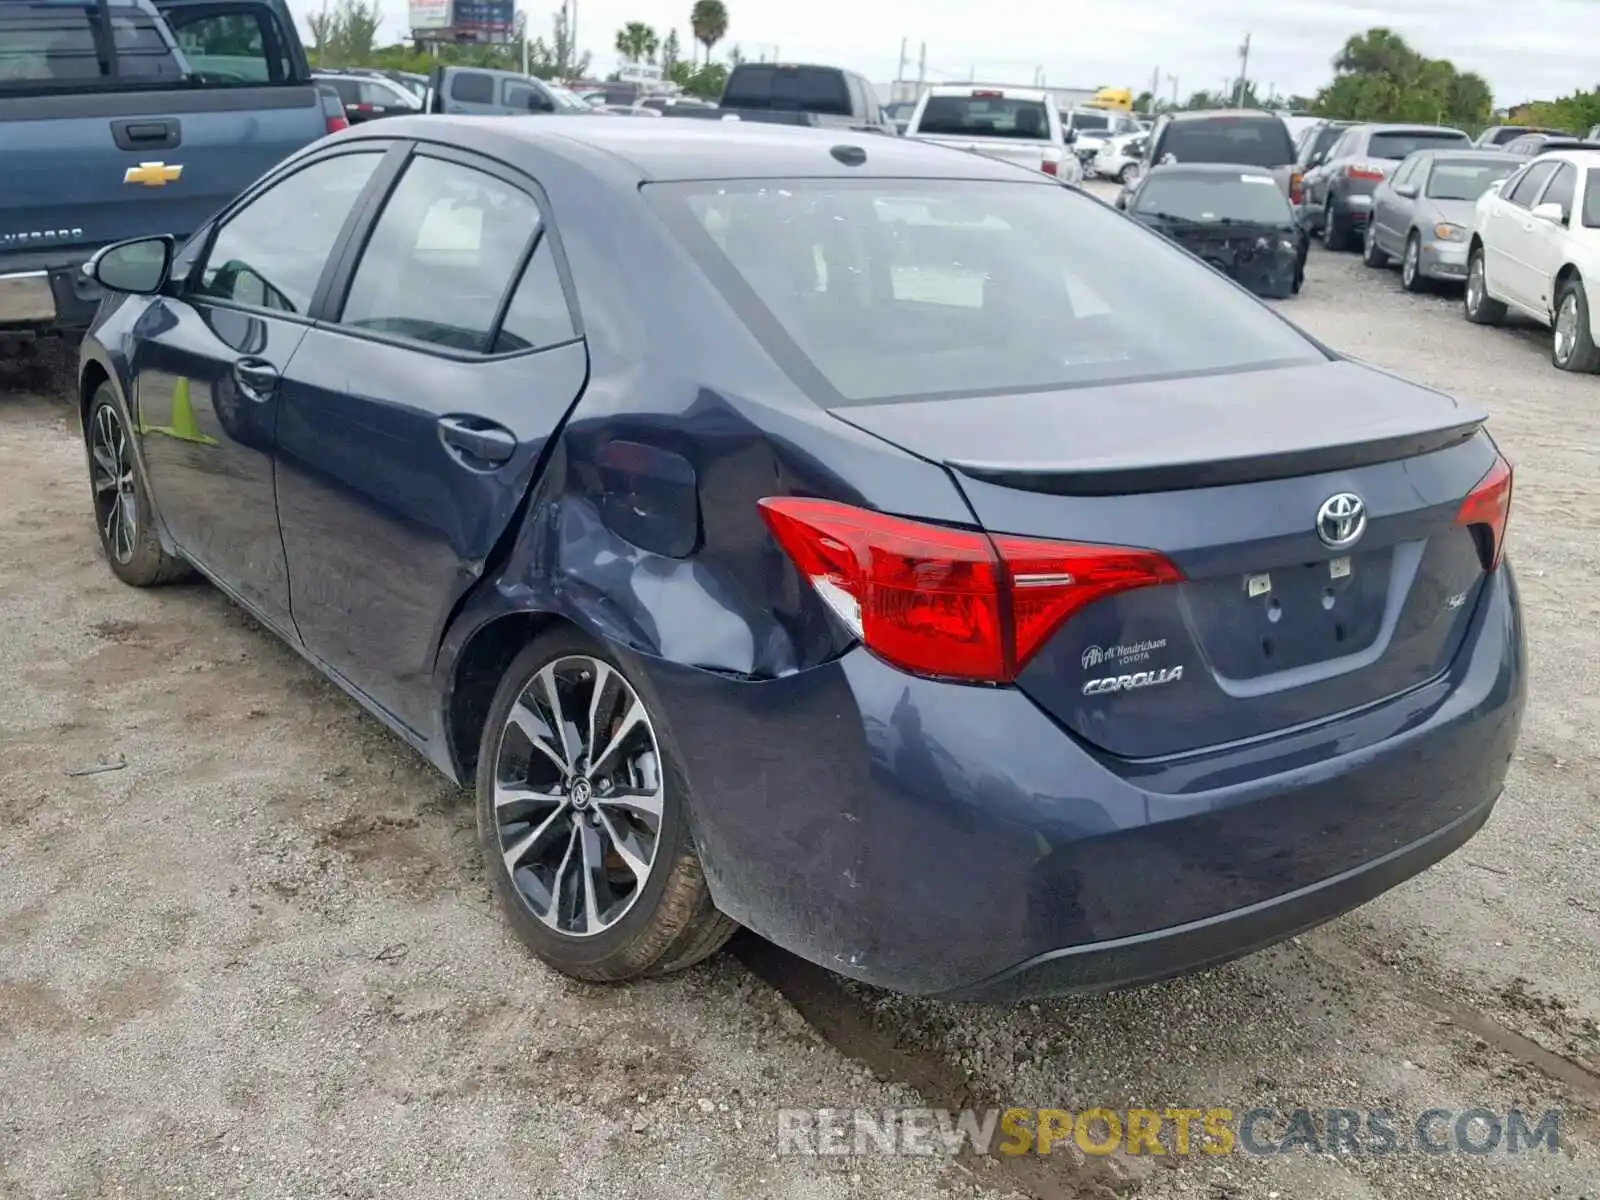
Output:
[[232, 357, 279, 401], [438, 416, 517, 466]]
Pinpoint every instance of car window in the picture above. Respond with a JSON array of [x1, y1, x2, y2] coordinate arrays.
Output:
[[1367, 130, 1470, 160], [654, 178, 1322, 405], [722, 65, 850, 115], [1135, 172, 1292, 223], [165, 7, 289, 84], [194, 152, 382, 314], [1070, 111, 1109, 132], [918, 94, 1051, 140], [492, 236, 577, 353], [450, 70, 494, 104], [1507, 160, 1558, 208], [1388, 158, 1420, 189], [359, 78, 406, 106], [1159, 117, 1295, 168], [1425, 158, 1516, 200], [338, 155, 539, 353], [0, 0, 187, 88], [1540, 163, 1577, 219], [1584, 170, 1600, 228]]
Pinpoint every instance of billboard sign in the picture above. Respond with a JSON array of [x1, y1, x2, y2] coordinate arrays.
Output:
[[408, 0, 451, 31], [451, 0, 514, 41]]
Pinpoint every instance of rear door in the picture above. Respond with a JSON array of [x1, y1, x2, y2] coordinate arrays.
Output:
[[1492, 158, 1560, 308], [1522, 161, 1578, 314], [273, 143, 589, 731]]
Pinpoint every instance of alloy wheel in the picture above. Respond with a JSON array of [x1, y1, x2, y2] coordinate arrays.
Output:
[[90, 404, 138, 564], [492, 655, 663, 938], [1554, 291, 1578, 365], [1466, 257, 1484, 315], [1403, 240, 1419, 288]]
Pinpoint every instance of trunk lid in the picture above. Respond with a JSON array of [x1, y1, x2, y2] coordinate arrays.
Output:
[[832, 360, 1498, 758]]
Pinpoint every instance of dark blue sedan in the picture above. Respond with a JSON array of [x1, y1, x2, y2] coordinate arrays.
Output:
[[77, 117, 1525, 1001]]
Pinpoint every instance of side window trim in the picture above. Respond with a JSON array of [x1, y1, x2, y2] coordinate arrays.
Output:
[[319, 142, 584, 360], [1536, 162, 1576, 215], [184, 142, 406, 323]]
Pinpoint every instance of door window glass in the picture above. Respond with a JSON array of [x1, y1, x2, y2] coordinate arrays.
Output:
[[449, 70, 494, 103], [195, 152, 382, 314], [338, 156, 539, 352], [1540, 163, 1577, 220], [493, 238, 577, 353], [1507, 161, 1557, 208], [165, 7, 289, 84]]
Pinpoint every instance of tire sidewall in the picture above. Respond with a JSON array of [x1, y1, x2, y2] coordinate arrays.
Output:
[[474, 627, 700, 974], [86, 384, 166, 583]]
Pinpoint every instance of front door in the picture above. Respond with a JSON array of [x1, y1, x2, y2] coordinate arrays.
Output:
[[273, 145, 589, 732], [1522, 162, 1578, 317], [130, 148, 388, 629], [1489, 159, 1558, 309]]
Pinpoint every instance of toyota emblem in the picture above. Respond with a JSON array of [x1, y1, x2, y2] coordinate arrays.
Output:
[[1316, 493, 1367, 549]]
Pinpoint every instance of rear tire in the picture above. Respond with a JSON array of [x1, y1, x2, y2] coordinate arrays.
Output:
[[1362, 221, 1389, 268], [85, 384, 191, 588], [1552, 276, 1600, 373], [1323, 202, 1352, 252], [1118, 162, 1137, 185], [475, 628, 737, 983], [1400, 233, 1430, 293], [1464, 246, 1507, 325]]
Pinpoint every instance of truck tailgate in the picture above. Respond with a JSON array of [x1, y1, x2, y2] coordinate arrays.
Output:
[[0, 86, 323, 257], [907, 133, 1057, 175]]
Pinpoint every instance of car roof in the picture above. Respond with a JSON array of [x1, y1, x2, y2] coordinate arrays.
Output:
[[1533, 148, 1600, 165], [1144, 162, 1279, 177], [353, 115, 1042, 183], [1351, 123, 1468, 135], [1398, 148, 1512, 163], [926, 84, 1049, 101], [1164, 109, 1285, 123]]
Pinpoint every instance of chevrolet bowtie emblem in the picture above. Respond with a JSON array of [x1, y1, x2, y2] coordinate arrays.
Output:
[[124, 162, 183, 187]]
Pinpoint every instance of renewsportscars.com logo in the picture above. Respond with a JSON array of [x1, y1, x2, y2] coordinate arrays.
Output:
[[776, 1106, 1565, 1158]]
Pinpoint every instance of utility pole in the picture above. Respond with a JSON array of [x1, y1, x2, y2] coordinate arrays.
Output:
[[1234, 32, 1250, 107], [916, 42, 926, 95], [1166, 72, 1178, 107], [1149, 65, 1159, 111], [896, 37, 906, 85]]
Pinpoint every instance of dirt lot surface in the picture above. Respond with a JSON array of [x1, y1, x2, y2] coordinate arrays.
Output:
[[2, 226, 1598, 1200]]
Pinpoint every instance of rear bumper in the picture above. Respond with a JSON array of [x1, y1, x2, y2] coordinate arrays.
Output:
[[1332, 192, 1375, 223], [0, 258, 104, 334], [644, 562, 1524, 999]]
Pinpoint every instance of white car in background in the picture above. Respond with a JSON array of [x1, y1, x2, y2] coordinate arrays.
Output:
[[1465, 148, 1600, 372], [1093, 130, 1148, 183], [905, 85, 1083, 186]]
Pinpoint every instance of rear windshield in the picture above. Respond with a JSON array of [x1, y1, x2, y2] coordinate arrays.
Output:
[[0, 0, 188, 89], [1135, 172, 1292, 224], [1368, 130, 1470, 160], [918, 95, 1050, 140], [1069, 111, 1109, 132], [722, 65, 849, 115], [649, 179, 1321, 405], [1426, 159, 1517, 201], [1159, 117, 1295, 168]]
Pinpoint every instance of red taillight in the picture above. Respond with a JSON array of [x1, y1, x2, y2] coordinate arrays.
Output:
[[757, 497, 1183, 683], [326, 114, 350, 133], [1289, 170, 1303, 205], [1456, 453, 1513, 570], [1346, 162, 1385, 181], [1041, 158, 1059, 176], [352, 103, 374, 112], [971, 89, 1003, 98]]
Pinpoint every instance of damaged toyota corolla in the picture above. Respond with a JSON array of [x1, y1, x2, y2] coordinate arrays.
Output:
[[1124, 162, 1309, 297], [76, 116, 1524, 1002]]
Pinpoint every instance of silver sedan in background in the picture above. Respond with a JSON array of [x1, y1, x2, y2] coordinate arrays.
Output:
[[1362, 149, 1518, 291]]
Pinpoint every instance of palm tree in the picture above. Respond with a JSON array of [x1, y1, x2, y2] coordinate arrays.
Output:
[[689, 0, 727, 66], [614, 22, 659, 64]]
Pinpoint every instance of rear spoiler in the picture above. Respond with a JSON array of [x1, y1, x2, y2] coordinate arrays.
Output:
[[949, 420, 1484, 496]]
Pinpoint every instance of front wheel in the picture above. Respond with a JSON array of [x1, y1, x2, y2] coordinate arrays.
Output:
[[1118, 162, 1137, 185], [1464, 246, 1507, 325], [85, 385, 191, 587], [1552, 277, 1600, 373], [1362, 220, 1389, 268], [476, 629, 737, 983], [1400, 233, 1430, 293]]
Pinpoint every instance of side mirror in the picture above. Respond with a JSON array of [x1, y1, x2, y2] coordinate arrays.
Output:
[[1308, 152, 1325, 168], [1064, 128, 1077, 145], [1394, 183, 1418, 199], [88, 235, 173, 295], [1486, 179, 1505, 194], [1531, 201, 1566, 224], [527, 91, 554, 113]]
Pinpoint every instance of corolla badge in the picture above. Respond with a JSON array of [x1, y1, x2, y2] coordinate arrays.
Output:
[[1316, 492, 1366, 550], [1082, 665, 1183, 696]]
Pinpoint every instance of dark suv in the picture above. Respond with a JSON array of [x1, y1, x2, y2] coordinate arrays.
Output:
[[1117, 110, 1299, 209], [1302, 123, 1471, 250]]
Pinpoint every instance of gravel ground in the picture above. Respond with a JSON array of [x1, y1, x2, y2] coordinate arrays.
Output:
[[2, 219, 1597, 1200]]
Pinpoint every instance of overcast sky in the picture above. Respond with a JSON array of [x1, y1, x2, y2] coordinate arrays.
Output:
[[287, 0, 1600, 106]]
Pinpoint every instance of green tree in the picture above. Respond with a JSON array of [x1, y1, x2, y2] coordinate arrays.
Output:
[[1314, 28, 1492, 129], [660, 29, 682, 75], [614, 21, 659, 64], [689, 0, 728, 65], [1516, 88, 1600, 134]]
